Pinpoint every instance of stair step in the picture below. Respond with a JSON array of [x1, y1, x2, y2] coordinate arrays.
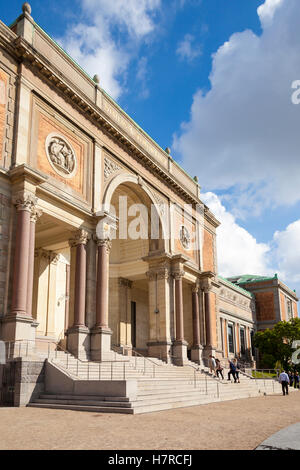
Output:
[[28, 403, 134, 414]]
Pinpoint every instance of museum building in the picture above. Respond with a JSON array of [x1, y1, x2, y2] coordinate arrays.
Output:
[[0, 3, 298, 396]]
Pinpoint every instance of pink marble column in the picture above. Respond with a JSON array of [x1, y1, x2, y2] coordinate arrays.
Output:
[[192, 284, 201, 348], [11, 193, 37, 317], [26, 208, 42, 318], [73, 231, 89, 328], [95, 238, 111, 329]]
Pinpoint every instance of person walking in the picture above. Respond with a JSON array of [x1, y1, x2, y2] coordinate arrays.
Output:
[[288, 371, 294, 388], [233, 358, 240, 383], [227, 359, 237, 383], [208, 355, 217, 377], [216, 358, 224, 380], [294, 371, 300, 389], [279, 370, 290, 396]]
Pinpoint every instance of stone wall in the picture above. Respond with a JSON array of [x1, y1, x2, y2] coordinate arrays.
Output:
[[0, 358, 45, 406]]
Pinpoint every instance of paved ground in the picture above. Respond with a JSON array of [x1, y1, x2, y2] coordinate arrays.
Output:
[[256, 422, 300, 450], [0, 392, 300, 450]]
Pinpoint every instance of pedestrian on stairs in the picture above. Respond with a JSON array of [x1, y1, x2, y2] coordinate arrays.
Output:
[[209, 355, 217, 377], [215, 358, 224, 380], [227, 360, 237, 383], [233, 359, 241, 383], [279, 370, 290, 396]]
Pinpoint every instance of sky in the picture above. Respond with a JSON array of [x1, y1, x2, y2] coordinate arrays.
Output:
[[2, 0, 300, 300]]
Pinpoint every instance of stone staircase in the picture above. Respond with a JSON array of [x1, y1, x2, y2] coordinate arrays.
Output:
[[27, 349, 288, 414]]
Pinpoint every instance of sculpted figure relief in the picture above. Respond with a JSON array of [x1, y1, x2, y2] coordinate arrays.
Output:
[[46, 134, 76, 177], [180, 225, 191, 250]]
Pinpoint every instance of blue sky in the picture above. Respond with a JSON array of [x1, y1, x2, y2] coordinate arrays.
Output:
[[2, 1, 300, 298]]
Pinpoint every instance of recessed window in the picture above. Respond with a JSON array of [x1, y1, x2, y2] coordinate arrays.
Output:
[[228, 324, 235, 354], [240, 327, 246, 355], [287, 299, 293, 320]]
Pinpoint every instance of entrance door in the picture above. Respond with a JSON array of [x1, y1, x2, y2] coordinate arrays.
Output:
[[131, 301, 136, 348]]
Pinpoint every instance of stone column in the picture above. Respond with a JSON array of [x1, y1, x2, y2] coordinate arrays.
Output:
[[146, 267, 172, 362], [67, 230, 90, 359], [11, 194, 35, 317], [118, 278, 133, 351], [202, 280, 216, 361], [191, 283, 203, 364], [2, 192, 38, 344], [26, 209, 41, 318], [45, 252, 60, 338], [172, 270, 188, 365], [91, 238, 113, 361]]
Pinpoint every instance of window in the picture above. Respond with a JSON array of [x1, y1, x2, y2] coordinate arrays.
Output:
[[227, 324, 235, 354], [287, 299, 293, 320], [250, 330, 255, 357], [240, 327, 246, 355]]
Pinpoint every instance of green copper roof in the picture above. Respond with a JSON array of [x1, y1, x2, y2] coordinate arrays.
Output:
[[218, 276, 254, 298], [228, 274, 278, 285]]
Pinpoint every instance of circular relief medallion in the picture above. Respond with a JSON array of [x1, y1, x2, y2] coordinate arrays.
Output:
[[45, 133, 77, 179], [179, 225, 191, 250]]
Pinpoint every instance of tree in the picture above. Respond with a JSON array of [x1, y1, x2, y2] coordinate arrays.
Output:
[[253, 318, 300, 370]]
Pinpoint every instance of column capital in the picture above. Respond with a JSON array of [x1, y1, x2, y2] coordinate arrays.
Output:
[[192, 282, 200, 294], [146, 267, 170, 281], [201, 278, 212, 293], [49, 252, 60, 265], [30, 207, 43, 223], [12, 190, 37, 213], [172, 270, 185, 281], [96, 238, 112, 253], [69, 229, 91, 247]]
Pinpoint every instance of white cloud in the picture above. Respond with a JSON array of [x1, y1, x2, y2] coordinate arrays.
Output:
[[202, 191, 300, 298], [136, 57, 150, 99], [58, 0, 161, 99], [176, 34, 202, 62], [201, 192, 270, 277], [174, 0, 300, 213], [273, 220, 300, 284]]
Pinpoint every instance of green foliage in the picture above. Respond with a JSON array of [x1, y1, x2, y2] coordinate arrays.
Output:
[[253, 318, 300, 370]]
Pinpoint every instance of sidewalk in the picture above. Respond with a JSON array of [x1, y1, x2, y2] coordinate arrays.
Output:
[[256, 423, 300, 450]]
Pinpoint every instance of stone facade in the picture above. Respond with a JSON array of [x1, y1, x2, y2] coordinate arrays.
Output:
[[0, 4, 298, 405]]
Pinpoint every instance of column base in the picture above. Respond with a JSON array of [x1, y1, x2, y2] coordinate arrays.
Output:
[[66, 326, 90, 360], [147, 341, 172, 363], [90, 327, 112, 361], [2, 314, 38, 349], [191, 345, 204, 365], [172, 340, 188, 366]]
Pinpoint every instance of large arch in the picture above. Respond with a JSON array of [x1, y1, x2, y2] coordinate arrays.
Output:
[[103, 173, 169, 355], [102, 172, 168, 253]]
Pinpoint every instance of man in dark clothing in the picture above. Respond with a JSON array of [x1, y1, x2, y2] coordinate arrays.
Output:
[[227, 360, 237, 383]]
